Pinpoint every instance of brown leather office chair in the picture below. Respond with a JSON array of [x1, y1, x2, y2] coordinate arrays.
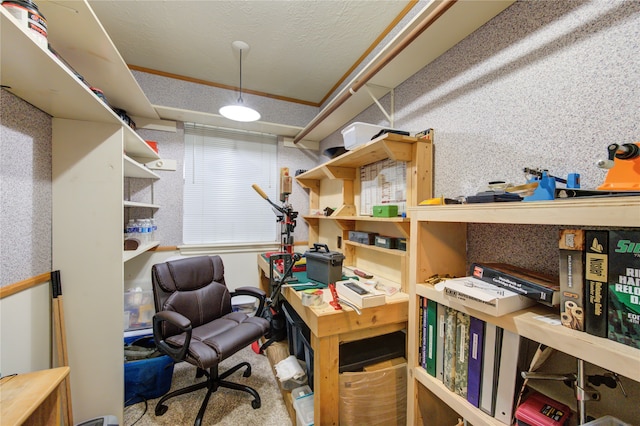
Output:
[[151, 255, 270, 426]]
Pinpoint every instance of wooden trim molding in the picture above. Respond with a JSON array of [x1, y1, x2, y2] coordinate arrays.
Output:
[[0, 272, 51, 299]]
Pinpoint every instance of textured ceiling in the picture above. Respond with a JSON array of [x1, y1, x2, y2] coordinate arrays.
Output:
[[88, 0, 414, 105]]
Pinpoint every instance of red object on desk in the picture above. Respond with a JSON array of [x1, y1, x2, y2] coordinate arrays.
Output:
[[328, 283, 342, 310]]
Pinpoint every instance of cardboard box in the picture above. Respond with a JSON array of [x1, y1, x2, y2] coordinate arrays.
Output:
[[339, 363, 407, 425], [363, 357, 406, 372], [439, 276, 536, 316], [559, 229, 586, 331]]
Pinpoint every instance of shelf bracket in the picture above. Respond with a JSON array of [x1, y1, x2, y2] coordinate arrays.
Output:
[[359, 84, 394, 127]]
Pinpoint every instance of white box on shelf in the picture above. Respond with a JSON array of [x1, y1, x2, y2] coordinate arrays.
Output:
[[341, 122, 387, 150], [336, 279, 386, 309], [437, 276, 536, 316]]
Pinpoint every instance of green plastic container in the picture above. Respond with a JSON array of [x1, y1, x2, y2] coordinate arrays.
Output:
[[372, 205, 398, 217]]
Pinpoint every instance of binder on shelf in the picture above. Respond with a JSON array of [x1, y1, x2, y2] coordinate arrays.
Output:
[[420, 297, 427, 368], [454, 311, 470, 398], [479, 323, 502, 416], [426, 299, 437, 377], [493, 330, 526, 425], [466, 316, 484, 408], [436, 302, 446, 382], [585, 230, 609, 337], [442, 306, 458, 392]]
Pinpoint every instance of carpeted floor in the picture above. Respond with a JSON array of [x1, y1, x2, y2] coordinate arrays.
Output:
[[123, 346, 293, 426]]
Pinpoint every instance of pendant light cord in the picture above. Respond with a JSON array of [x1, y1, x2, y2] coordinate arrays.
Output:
[[238, 49, 244, 104]]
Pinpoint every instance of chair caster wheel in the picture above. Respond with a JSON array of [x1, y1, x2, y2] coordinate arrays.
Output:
[[251, 399, 261, 409], [155, 404, 168, 416]]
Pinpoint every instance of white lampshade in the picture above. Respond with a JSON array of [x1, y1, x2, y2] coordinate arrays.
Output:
[[219, 104, 261, 122]]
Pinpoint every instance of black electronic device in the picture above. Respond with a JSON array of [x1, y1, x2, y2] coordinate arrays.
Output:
[[344, 281, 369, 295]]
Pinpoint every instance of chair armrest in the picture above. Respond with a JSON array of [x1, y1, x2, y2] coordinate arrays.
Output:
[[153, 310, 192, 362], [232, 286, 267, 316]]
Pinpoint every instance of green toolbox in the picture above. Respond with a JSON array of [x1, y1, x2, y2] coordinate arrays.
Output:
[[372, 205, 398, 217]]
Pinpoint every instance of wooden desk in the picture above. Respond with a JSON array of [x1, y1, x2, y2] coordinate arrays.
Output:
[[258, 255, 408, 425], [0, 366, 70, 426]]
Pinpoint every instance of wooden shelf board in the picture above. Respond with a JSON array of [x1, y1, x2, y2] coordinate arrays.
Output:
[[344, 240, 407, 257], [123, 201, 160, 209], [408, 196, 640, 227], [124, 156, 160, 179], [123, 241, 159, 262], [38, 1, 159, 119], [414, 367, 504, 426], [295, 133, 418, 182]]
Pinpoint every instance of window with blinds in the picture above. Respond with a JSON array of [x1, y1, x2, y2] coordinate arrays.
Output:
[[183, 123, 279, 245]]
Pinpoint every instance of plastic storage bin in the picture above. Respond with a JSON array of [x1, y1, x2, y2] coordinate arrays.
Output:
[[124, 335, 174, 406], [283, 302, 314, 389], [124, 290, 155, 331], [582, 416, 631, 426], [341, 122, 387, 150], [293, 392, 314, 426]]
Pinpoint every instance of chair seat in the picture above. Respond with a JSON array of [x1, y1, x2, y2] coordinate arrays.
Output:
[[167, 312, 269, 370]]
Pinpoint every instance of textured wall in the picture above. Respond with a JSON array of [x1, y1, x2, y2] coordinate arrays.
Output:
[[0, 90, 52, 285], [319, 0, 640, 278]]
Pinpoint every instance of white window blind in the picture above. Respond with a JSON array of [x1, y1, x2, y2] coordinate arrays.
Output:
[[183, 123, 279, 245]]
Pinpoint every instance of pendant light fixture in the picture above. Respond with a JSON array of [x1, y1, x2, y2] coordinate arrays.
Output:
[[219, 41, 261, 122]]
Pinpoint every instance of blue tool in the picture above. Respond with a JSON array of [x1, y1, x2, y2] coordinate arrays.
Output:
[[523, 168, 580, 202]]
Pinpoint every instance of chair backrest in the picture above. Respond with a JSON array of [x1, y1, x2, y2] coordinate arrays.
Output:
[[151, 255, 232, 338]]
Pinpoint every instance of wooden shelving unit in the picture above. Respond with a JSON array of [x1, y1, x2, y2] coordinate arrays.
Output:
[[1, 2, 163, 422], [406, 196, 640, 425], [296, 132, 432, 289]]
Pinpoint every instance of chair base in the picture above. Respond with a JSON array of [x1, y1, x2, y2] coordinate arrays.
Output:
[[155, 361, 261, 426]]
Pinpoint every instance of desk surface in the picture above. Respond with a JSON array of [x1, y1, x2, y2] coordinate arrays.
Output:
[[0, 366, 69, 425]]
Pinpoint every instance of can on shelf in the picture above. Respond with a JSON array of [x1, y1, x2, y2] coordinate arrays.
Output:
[[2, 0, 48, 50]]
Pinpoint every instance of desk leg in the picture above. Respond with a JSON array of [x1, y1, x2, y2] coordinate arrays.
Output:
[[313, 333, 339, 425]]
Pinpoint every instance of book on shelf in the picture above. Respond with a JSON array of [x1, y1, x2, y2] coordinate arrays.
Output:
[[585, 230, 609, 337], [426, 299, 438, 377], [559, 229, 586, 331], [420, 296, 427, 368], [439, 276, 536, 316], [442, 306, 457, 392], [436, 302, 446, 382], [454, 311, 470, 398], [466, 316, 484, 408], [479, 323, 502, 416], [607, 230, 640, 349], [470, 262, 560, 307]]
